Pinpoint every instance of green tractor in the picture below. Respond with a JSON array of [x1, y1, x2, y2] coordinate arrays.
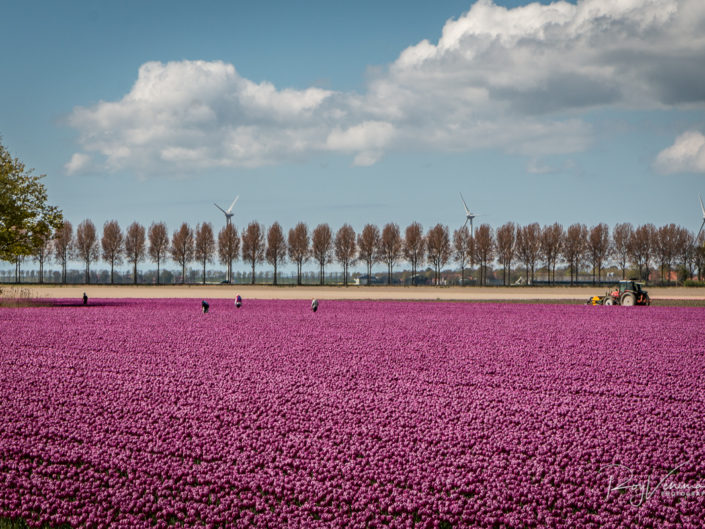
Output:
[[602, 280, 651, 306]]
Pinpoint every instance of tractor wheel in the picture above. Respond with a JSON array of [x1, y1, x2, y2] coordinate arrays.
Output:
[[604, 297, 615, 306], [621, 293, 636, 306]]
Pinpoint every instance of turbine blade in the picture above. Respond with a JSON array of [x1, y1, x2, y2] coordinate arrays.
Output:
[[459, 192, 470, 214], [463, 218, 469, 228], [697, 220, 705, 241], [227, 195, 239, 213], [700, 194, 705, 217], [214, 203, 227, 215]]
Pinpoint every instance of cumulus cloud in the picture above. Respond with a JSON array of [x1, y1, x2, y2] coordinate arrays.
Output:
[[66, 0, 705, 174], [326, 121, 396, 166], [64, 153, 93, 174], [655, 131, 705, 173]]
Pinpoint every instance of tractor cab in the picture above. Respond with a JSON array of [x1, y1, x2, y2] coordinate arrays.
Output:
[[618, 280, 644, 295]]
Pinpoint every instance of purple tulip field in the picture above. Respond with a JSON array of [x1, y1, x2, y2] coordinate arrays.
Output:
[[1, 298, 704, 528]]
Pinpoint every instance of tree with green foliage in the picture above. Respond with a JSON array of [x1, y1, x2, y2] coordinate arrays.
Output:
[[0, 141, 62, 264]]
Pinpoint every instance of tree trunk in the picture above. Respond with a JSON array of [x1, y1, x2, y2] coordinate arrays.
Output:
[[274, 261, 278, 286], [85, 261, 90, 284], [133, 261, 138, 284], [156, 259, 161, 285], [203, 259, 206, 285], [182, 261, 186, 284], [251, 259, 255, 285]]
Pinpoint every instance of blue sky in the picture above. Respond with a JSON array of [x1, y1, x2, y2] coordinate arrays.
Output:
[[2, 0, 705, 273]]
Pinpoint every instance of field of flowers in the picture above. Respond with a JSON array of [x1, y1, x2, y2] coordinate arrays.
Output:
[[1, 298, 704, 528]]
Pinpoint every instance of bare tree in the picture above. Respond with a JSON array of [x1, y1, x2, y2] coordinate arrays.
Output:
[[11, 254, 24, 284], [124, 222, 146, 284], [242, 221, 265, 284], [404, 222, 425, 286], [218, 224, 239, 284], [170, 223, 194, 284], [426, 224, 451, 285], [266, 222, 287, 285], [379, 223, 403, 285], [474, 224, 495, 286], [587, 223, 611, 284], [53, 221, 73, 284], [311, 223, 333, 285], [357, 224, 381, 285], [75, 219, 99, 284], [628, 224, 656, 281], [101, 220, 124, 284], [516, 223, 541, 285], [540, 223, 563, 284], [653, 224, 685, 283], [148, 222, 169, 285], [612, 222, 634, 279], [334, 224, 357, 286], [33, 233, 52, 284], [453, 225, 473, 285], [288, 222, 310, 286], [496, 222, 516, 286], [562, 223, 588, 285], [676, 227, 694, 281], [695, 231, 705, 281], [194, 222, 215, 284]]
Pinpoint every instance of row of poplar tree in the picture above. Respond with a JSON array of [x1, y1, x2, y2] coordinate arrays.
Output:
[[24, 218, 705, 286]]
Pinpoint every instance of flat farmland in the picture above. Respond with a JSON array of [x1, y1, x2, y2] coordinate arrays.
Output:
[[1, 300, 704, 528]]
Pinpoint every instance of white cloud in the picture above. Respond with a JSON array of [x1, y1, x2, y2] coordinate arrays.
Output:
[[64, 152, 92, 174], [326, 121, 396, 166], [326, 121, 396, 152], [66, 0, 705, 174], [655, 131, 705, 173]]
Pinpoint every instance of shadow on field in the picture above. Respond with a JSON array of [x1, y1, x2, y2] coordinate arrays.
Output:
[[48, 299, 135, 308], [0, 299, 137, 309]]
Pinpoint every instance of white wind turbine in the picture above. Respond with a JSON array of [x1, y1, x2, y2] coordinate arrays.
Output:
[[460, 192, 477, 235], [697, 194, 705, 241], [214, 196, 239, 226]]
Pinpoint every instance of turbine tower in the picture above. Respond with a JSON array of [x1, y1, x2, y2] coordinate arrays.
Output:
[[697, 194, 705, 241], [460, 192, 476, 235], [214, 196, 239, 226]]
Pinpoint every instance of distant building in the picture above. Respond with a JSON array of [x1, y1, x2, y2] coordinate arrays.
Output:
[[354, 274, 382, 285]]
